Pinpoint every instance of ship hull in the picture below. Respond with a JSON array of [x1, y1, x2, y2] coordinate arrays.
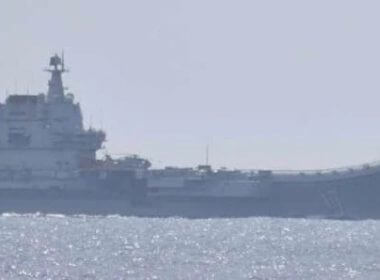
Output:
[[0, 170, 378, 219], [0, 184, 378, 220], [0, 196, 378, 220]]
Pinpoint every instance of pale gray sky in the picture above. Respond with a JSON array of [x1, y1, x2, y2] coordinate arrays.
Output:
[[1, 0, 380, 170]]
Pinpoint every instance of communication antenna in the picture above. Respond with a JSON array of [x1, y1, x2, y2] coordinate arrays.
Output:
[[89, 115, 93, 129], [206, 144, 209, 166], [99, 108, 104, 130], [61, 50, 65, 72], [14, 80, 18, 95]]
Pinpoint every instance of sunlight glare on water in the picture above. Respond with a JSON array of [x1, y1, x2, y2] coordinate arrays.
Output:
[[0, 214, 379, 279]]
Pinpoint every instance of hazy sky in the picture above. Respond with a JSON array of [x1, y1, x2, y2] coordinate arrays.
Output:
[[1, 0, 380, 170]]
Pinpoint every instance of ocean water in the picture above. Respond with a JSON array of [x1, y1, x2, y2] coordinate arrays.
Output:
[[0, 214, 378, 280]]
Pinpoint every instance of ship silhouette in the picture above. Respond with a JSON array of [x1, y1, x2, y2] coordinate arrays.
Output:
[[0, 54, 379, 219]]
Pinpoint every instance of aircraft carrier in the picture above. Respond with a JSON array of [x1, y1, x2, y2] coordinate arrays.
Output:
[[0, 54, 379, 219]]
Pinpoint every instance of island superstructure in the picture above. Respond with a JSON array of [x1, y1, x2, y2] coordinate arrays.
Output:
[[0, 54, 148, 200]]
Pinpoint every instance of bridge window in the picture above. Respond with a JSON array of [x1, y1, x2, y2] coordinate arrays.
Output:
[[8, 132, 31, 147]]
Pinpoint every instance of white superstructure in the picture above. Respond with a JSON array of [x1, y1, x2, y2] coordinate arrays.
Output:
[[0, 55, 105, 189]]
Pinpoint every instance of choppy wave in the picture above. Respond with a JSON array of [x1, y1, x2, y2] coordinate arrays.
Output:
[[0, 215, 379, 279]]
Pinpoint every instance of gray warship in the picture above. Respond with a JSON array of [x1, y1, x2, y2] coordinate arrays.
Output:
[[0, 54, 150, 213], [1, 54, 379, 219]]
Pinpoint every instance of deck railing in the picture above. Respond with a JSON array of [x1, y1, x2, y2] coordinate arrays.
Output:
[[239, 160, 380, 177]]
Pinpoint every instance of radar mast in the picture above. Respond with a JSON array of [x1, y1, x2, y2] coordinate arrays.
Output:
[[46, 53, 67, 102]]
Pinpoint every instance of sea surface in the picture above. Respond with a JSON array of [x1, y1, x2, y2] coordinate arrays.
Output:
[[0, 214, 379, 280]]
